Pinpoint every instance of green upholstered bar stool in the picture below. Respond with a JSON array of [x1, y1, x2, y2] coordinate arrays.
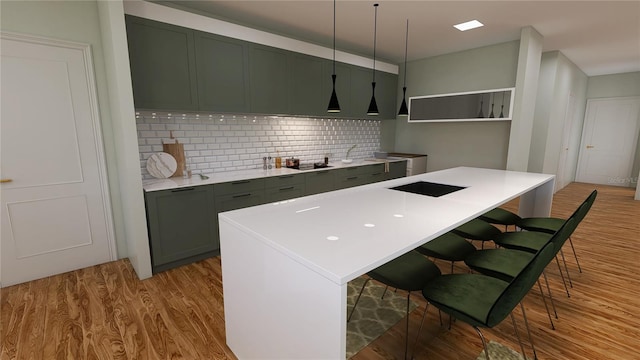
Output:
[[415, 232, 476, 273], [414, 243, 557, 360], [479, 207, 522, 231], [451, 218, 503, 249], [348, 250, 441, 360], [516, 190, 597, 274]]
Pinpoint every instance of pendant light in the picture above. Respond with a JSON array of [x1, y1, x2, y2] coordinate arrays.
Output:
[[499, 91, 505, 118], [327, 0, 340, 113], [366, 3, 379, 116], [477, 94, 485, 118], [397, 19, 409, 116]]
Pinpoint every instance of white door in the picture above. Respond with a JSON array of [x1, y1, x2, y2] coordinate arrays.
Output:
[[0, 33, 115, 287], [576, 97, 640, 187]]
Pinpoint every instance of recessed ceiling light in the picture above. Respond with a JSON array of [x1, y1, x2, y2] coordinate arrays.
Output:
[[327, 236, 339, 241], [364, 223, 375, 228], [454, 20, 484, 31]]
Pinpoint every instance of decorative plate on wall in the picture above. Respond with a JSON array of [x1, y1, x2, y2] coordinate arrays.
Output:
[[146, 152, 177, 179]]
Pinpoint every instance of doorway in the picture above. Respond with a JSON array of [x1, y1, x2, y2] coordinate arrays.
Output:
[[576, 97, 640, 187], [0, 33, 116, 287]]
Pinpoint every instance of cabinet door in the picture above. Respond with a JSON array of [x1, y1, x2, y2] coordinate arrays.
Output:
[[125, 15, 199, 110], [304, 170, 335, 195], [350, 66, 375, 119], [361, 163, 386, 184], [289, 53, 326, 116], [145, 186, 217, 269], [195, 31, 250, 112], [377, 71, 399, 119], [387, 161, 407, 180], [249, 45, 288, 114]]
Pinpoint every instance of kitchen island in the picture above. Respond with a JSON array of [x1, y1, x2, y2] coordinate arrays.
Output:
[[219, 167, 555, 359]]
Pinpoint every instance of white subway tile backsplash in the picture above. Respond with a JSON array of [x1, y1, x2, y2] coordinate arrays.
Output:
[[136, 111, 383, 179]]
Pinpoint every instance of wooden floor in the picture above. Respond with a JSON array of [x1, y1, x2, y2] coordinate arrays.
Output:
[[2, 182, 639, 359]]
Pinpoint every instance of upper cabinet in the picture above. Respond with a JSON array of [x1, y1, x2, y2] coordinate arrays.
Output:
[[125, 15, 199, 111], [194, 31, 250, 113], [125, 15, 398, 119], [249, 45, 289, 114]]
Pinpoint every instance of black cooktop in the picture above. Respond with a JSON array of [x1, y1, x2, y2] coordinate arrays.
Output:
[[390, 181, 466, 197]]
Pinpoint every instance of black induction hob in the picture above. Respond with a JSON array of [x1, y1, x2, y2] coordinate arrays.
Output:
[[390, 181, 466, 197]]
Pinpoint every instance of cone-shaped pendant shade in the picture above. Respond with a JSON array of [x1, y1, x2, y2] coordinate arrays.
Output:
[[327, 74, 340, 112], [398, 86, 409, 116], [489, 104, 495, 118], [499, 105, 505, 118], [367, 82, 379, 115]]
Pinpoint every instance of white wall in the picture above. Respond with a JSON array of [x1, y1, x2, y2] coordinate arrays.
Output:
[[530, 51, 588, 191], [392, 41, 520, 171]]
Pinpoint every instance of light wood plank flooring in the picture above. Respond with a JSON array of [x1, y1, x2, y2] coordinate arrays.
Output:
[[2, 182, 639, 359]]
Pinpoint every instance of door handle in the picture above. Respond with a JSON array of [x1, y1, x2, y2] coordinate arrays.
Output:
[[586, 145, 594, 149], [0, 179, 12, 183]]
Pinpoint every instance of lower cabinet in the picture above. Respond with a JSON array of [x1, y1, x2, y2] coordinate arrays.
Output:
[[265, 174, 305, 202], [145, 185, 217, 273], [304, 169, 335, 195], [214, 178, 265, 211], [387, 161, 408, 180], [334, 166, 368, 190], [145, 161, 408, 273]]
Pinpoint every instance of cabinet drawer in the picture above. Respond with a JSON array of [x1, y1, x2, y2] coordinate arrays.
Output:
[[215, 191, 265, 212], [333, 166, 366, 178], [304, 170, 335, 195], [265, 173, 304, 188], [214, 178, 264, 195], [265, 184, 305, 202]]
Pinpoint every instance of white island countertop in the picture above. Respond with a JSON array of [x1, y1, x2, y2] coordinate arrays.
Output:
[[141, 158, 406, 192], [219, 166, 555, 285]]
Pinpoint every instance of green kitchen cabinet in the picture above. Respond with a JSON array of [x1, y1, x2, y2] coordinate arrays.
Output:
[[349, 66, 398, 119], [265, 173, 306, 202], [361, 163, 387, 184], [125, 15, 199, 111], [387, 161, 407, 180], [145, 185, 217, 273], [214, 178, 266, 211], [289, 53, 326, 116], [304, 169, 336, 195], [376, 71, 399, 119], [333, 166, 368, 190], [249, 45, 289, 114], [194, 31, 250, 112]]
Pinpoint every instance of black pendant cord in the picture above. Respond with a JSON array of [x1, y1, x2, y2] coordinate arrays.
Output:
[[372, 4, 378, 82], [398, 19, 410, 116], [327, 0, 340, 113], [332, 0, 336, 76]]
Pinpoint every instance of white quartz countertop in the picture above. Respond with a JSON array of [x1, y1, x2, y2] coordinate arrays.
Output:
[[219, 167, 555, 285], [142, 158, 406, 192]]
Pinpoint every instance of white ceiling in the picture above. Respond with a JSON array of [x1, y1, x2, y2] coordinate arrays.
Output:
[[158, 0, 640, 76]]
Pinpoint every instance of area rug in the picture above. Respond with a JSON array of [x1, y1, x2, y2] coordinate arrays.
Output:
[[475, 340, 531, 360], [346, 276, 419, 358]]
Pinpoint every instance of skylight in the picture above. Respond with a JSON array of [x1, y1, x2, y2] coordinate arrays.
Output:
[[454, 20, 484, 31]]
